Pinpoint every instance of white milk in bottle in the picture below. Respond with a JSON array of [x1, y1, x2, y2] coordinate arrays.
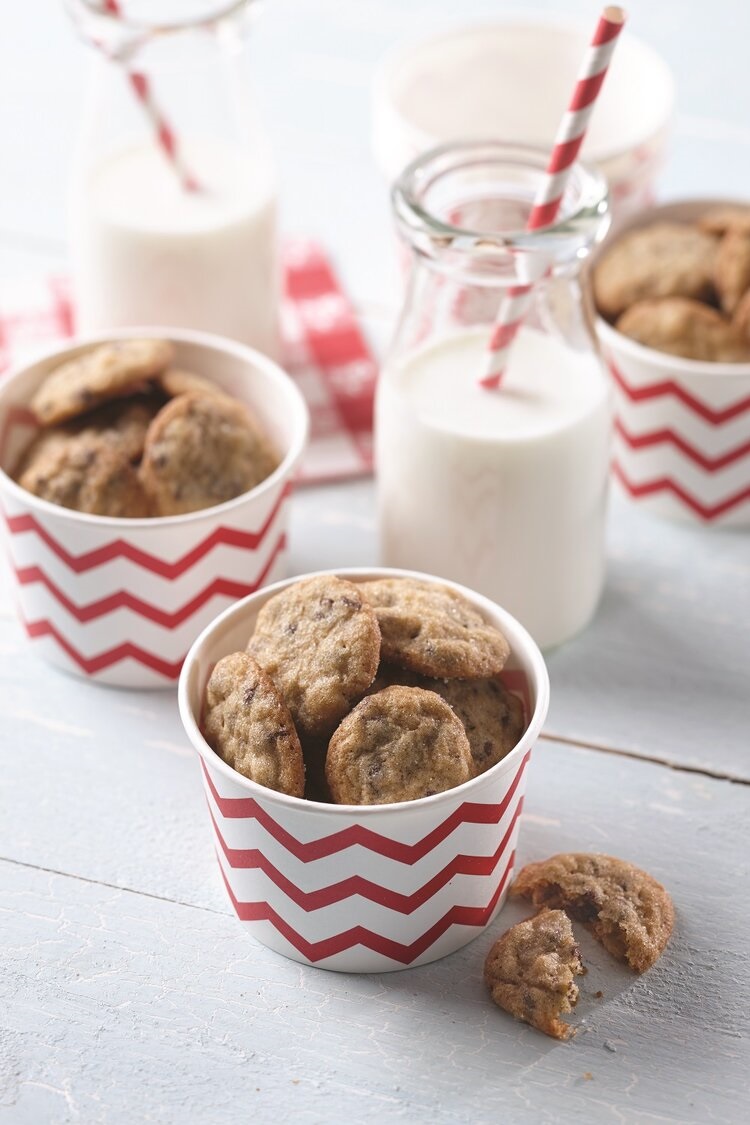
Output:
[[377, 326, 611, 649], [378, 141, 612, 648], [71, 137, 278, 357], [66, 0, 279, 357]]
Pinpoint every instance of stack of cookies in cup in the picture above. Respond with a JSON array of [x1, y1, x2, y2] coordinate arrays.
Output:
[[14, 338, 279, 518], [202, 575, 526, 804], [594, 204, 750, 361]]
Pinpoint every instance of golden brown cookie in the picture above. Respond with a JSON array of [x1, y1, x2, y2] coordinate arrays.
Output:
[[361, 578, 510, 680], [31, 339, 173, 426], [202, 651, 305, 798], [593, 223, 718, 321], [139, 393, 279, 516], [325, 685, 473, 805], [369, 665, 525, 775], [16, 428, 151, 518], [511, 853, 674, 973], [615, 297, 750, 362], [247, 575, 381, 737], [484, 909, 584, 1040], [157, 368, 231, 401], [698, 204, 750, 236], [714, 229, 750, 314]]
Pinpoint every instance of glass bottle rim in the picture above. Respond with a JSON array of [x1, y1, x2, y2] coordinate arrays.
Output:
[[68, 0, 253, 36], [392, 140, 609, 262]]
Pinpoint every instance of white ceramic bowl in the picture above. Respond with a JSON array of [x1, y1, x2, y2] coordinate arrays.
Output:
[[0, 327, 309, 687], [178, 567, 550, 973], [372, 19, 675, 219], [591, 200, 750, 526]]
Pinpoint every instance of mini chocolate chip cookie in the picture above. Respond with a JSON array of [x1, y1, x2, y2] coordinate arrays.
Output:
[[325, 685, 474, 805], [424, 676, 525, 774], [714, 229, 750, 314], [202, 651, 305, 798], [16, 428, 151, 518], [369, 665, 525, 775], [31, 339, 173, 426], [593, 223, 718, 322], [139, 392, 279, 515], [484, 909, 584, 1040], [511, 853, 674, 973], [699, 204, 750, 236], [247, 575, 381, 737], [157, 368, 231, 401], [360, 578, 510, 680], [615, 297, 750, 362]]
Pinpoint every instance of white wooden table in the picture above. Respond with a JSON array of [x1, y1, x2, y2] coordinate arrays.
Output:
[[1, 3, 749, 1123]]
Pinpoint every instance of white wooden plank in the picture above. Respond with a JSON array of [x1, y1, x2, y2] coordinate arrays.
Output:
[[546, 492, 750, 778], [1, 741, 747, 1124]]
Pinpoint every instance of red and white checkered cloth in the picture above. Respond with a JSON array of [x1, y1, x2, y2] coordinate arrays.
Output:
[[0, 238, 377, 485]]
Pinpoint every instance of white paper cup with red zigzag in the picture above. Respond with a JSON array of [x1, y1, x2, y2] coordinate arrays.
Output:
[[178, 568, 550, 973], [592, 200, 750, 527], [0, 328, 309, 688]]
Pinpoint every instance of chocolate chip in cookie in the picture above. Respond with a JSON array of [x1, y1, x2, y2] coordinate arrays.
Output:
[[139, 392, 279, 515], [361, 578, 510, 680], [202, 651, 305, 798], [247, 575, 381, 737], [325, 685, 474, 805], [511, 853, 674, 973], [484, 909, 584, 1040], [615, 297, 750, 362], [31, 339, 173, 426], [593, 223, 718, 322]]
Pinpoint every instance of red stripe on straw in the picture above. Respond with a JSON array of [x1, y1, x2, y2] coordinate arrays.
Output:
[[99, 0, 200, 192], [481, 6, 626, 390], [592, 7, 626, 43], [569, 69, 607, 111]]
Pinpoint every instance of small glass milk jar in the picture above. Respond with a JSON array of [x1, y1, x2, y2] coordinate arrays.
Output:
[[64, 0, 279, 359], [376, 142, 612, 650]]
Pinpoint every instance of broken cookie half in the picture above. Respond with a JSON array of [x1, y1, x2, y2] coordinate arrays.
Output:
[[484, 908, 584, 1040], [510, 852, 674, 974]]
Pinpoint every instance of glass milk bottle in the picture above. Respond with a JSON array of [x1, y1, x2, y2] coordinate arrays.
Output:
[[376, 142, 612, 649], [65, 0, 279, 359]]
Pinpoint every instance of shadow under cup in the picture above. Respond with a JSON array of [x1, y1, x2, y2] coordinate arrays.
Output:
[[0, 328, 308, 688], [178, 567, 551, 973]]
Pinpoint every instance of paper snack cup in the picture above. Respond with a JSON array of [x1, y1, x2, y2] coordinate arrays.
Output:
[[592, 200, 750, 527], [178, 568, 550, 973], [0, 328, 309, 687], [372, 19, 674, 220]]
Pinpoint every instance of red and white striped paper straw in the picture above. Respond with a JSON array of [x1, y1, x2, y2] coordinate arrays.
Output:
[[480, 6, 626, 390], [100, 0, 200, 192]]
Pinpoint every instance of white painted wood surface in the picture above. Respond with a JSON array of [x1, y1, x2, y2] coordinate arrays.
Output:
[[1, 2, 749, 1123]]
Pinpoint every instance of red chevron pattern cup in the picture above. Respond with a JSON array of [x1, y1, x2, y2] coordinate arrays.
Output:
[[179, 568, 550, 973], [593, 201, 750, 527], [0, 328, 309, 687]]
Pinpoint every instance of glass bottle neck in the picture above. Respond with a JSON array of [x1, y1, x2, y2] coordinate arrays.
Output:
[[65, 0, 257, 65], [393, 141, 610, 288]]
